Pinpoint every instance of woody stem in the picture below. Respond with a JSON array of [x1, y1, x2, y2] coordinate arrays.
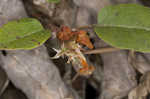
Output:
[[83, 47, 120, 54]]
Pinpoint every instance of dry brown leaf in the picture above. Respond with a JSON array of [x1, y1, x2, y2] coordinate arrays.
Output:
[[57, 26, 74, 41], [76, 30, 93, 49], [128, 71, 150, 99], [57, 26, 94, 49], [79, 57, 95, 76]]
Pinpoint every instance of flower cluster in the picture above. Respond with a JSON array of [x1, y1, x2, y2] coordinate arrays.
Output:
[[51, 26, 94, 76]]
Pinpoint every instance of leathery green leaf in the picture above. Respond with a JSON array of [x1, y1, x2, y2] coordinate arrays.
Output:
[[0, 18, 51, 50], [95, 4, 150, 52]]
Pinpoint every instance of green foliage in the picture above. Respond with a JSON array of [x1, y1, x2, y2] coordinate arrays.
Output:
[[95, 4, 150, 52], [0, 18, 51, 50], [47, 0, 60, 3]]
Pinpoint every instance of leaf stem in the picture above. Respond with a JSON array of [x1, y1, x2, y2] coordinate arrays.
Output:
[[83, 47, 120, 54], [77, 24, 96, 29]]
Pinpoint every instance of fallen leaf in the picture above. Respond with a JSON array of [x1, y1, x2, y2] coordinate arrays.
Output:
[[128, 72, 150, 99]]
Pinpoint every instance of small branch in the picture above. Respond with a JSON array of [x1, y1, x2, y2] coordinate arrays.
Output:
[[83, 47, 120, 54]]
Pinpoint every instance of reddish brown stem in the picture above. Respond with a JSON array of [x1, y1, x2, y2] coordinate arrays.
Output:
[[83, 47, 120, 54]]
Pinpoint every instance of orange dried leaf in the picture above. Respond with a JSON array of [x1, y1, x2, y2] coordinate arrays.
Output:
[[79, 58, 95, 75], [76, 30, 94, 49], [57, 26, 73, 41], [57, 26, 93, 49], [80, 58, 89, 68]]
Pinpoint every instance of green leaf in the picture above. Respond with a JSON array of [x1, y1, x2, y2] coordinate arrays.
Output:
[[95, 4, 150, 52], [47, 0, 60, 3], [0, 18, 51, 50]]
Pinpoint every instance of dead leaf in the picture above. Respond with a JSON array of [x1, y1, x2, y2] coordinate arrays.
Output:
[[57, 26, 94, 49], [79, 57, 95, 76], [128, 71, 150, 99], [76, 30, 93, 49], [57, 26, 74, 41]]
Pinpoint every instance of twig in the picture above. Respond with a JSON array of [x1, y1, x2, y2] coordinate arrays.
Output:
[[83, 47, 120, 54]]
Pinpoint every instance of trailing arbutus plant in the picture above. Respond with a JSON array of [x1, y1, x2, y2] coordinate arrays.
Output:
[[0, 3, 150, 79]]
